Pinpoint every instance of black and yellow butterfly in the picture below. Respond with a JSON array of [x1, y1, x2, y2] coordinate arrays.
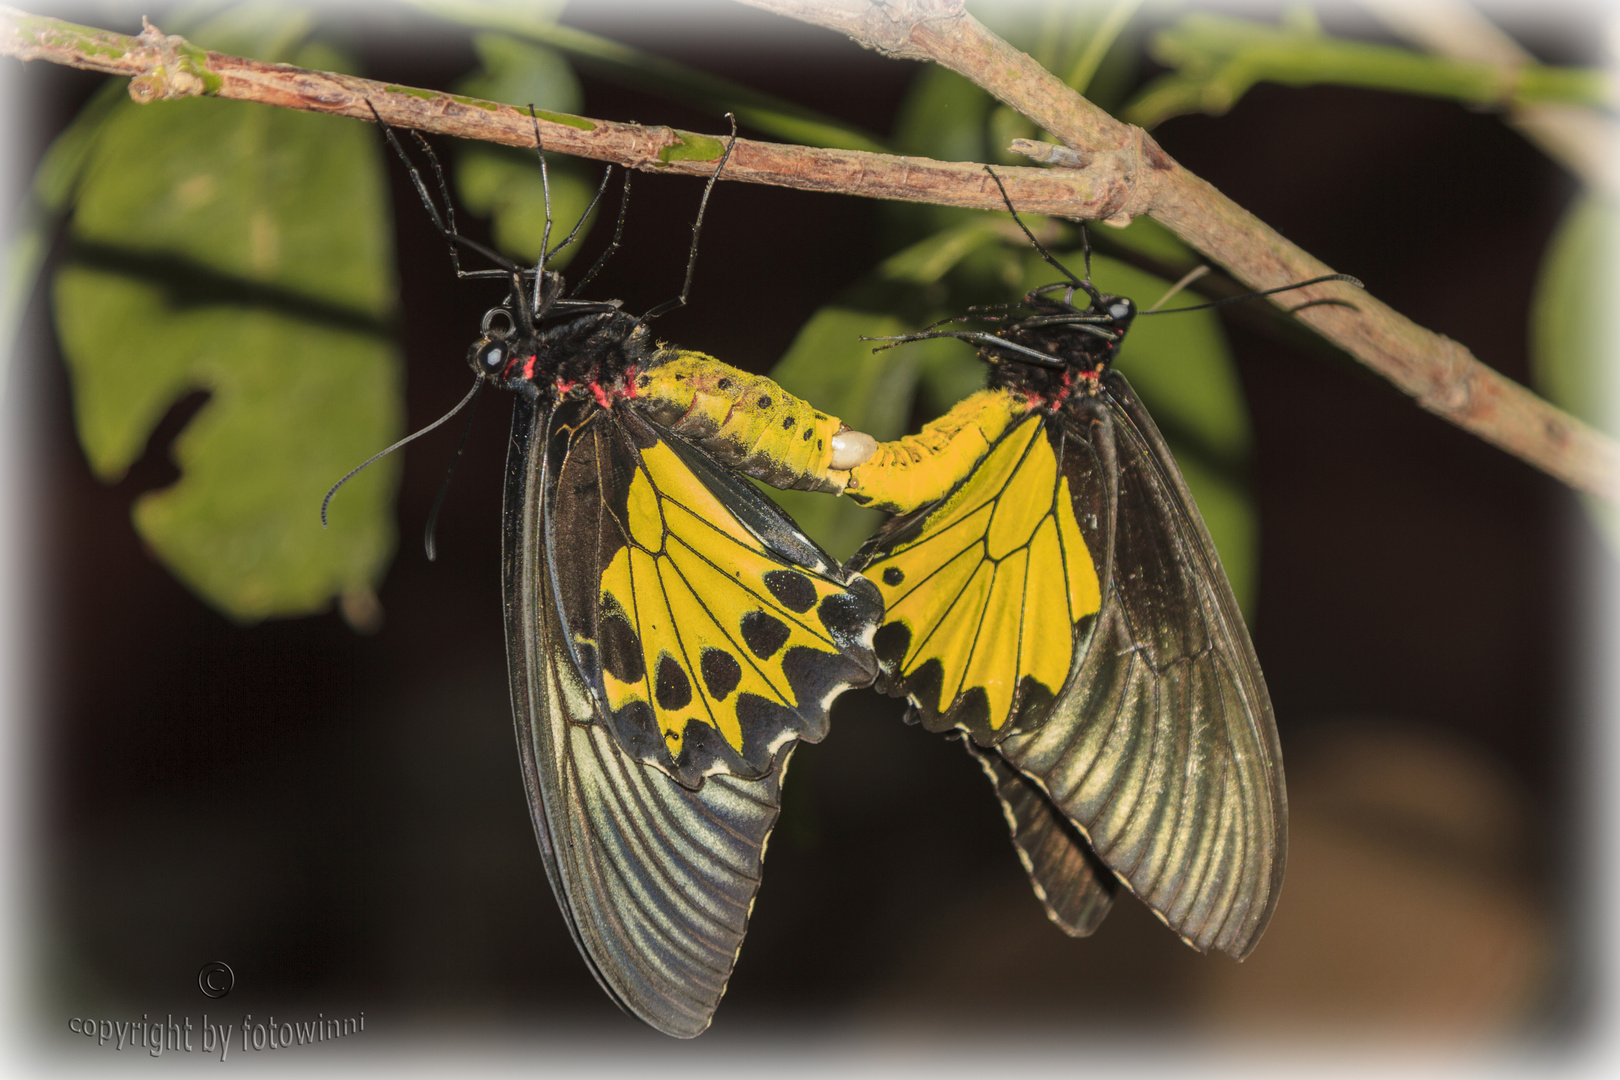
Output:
[[842, 200, 1323, 959], [354, 111, 881, 1036]]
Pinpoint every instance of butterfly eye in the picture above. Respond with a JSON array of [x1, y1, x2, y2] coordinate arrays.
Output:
[[471, 338, 507, 377], [1109, 299, 1134, 320]]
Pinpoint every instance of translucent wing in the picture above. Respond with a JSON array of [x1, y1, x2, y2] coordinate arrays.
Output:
[[854, 376, 1285, 958], [503, 394, 879, 1036], [965, 742, 1116, 936]]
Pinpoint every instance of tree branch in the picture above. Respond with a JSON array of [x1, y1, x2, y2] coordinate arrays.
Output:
[[0, 7, 1130, 218], [6, 3, 1614, 499], [736, 0, 1620, 502]]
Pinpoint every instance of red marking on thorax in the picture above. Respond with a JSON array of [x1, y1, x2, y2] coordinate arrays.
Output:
[[590, 382, 614, 409], [554, 378, 576, 394], [623, 365, 639, 398], [1045, 370, 1078, 409]]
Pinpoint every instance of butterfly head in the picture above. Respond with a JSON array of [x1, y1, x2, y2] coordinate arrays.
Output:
[[468, 304, 532, 386]]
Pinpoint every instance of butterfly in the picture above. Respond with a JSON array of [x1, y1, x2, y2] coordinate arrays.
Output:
[[837, 180, 1341, 959], [345, 108, 882, 1035]]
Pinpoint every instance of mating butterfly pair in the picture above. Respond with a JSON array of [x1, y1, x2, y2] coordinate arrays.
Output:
[[348, 110, 1295, 1037]]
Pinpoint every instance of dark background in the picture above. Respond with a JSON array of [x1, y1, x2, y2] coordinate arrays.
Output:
[[12, 0, 1609, 1058]]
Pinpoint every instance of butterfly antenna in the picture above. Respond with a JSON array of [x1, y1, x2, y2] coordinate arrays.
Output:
[[569, 169, 631, 298], [1146, 265, 1211, 312], [422, 378, 487, 562], [322, 376, 486, 528], [983, 165, 1084, 289], [1140, 273, 1365, 316], [861, 330, 1067, 368], [643, 113, 739, 321]]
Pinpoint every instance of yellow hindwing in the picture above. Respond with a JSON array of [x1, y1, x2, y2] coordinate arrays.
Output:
[[596, 439, 850, 759], [868, 410, 1102, 730]]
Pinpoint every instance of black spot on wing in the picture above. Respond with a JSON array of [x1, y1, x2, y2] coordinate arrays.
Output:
[[882, 567, 904, 587], [1007, 673, 1060, 736], [655, 655, 693, 710], [816, 591, 869, 644], [763, 570, 817, 613], [700, 648, 742, 701], [873, 621, 911, 670], [740, 611, 790, 660], [598, 602, 645, 684], [900, 656, 944, 725], [611, 700, 662, 758]]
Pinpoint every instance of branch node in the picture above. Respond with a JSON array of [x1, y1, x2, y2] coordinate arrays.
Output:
[[1009, 139, 1091, 169], [127, 20, 212, 104]]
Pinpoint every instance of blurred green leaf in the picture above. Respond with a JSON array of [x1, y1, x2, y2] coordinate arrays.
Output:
[[452, 33, 595, 268], [1530, 191, 1619, 553], [1125, 12, 1611, 129], [876, 220, 1005, 286], [893, 65, 994, 164], [1, 78, 127, 380], [406, 0, 888, 153], [52, 13, 401, 623], [1531, 191, 1612, 433], [1095, 213, 1199, 268]]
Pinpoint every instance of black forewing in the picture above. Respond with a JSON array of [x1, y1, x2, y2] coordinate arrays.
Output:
[[503, 393, 790, 1038], [992, 370, 1287, 959]]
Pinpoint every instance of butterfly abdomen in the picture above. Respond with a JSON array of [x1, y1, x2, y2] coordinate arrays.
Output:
[[634, 352, 873, 493], [844, 389, 1027, 514]]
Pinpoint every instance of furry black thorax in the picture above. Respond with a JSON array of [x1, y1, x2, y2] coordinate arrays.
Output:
[[470, 306, 658, 406], [982, 288, 1137, 414]]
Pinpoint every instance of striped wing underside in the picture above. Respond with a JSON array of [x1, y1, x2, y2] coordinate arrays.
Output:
[[856, 377, 1285, 959], [502, 394, 877, 1037]]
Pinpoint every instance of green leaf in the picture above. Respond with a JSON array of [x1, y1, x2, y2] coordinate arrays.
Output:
[[2, 78, 128, 376], [452, 34, 595, 268], [52, 16, 401, 624], [1531, 192, 1612, 433], [1530, 191, 1620, 554]]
